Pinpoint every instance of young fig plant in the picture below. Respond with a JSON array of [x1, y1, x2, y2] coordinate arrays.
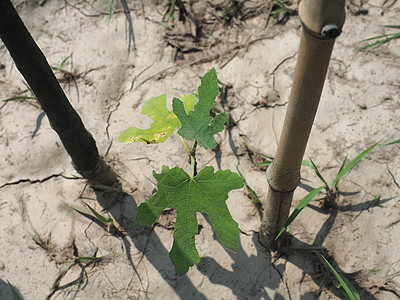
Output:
[[118, 68, 243, 275]]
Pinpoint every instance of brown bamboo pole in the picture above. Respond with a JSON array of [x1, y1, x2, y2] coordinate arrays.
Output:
[[0, 0, 116, 186], [259, 0, 346, 250]]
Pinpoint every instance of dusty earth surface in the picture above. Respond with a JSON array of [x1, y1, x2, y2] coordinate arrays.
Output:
[[1, 0, 399, 299]]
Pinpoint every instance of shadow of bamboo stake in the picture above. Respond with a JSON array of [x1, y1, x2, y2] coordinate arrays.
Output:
[[0, 0, 116, 186], [259, 0, 346, 250]]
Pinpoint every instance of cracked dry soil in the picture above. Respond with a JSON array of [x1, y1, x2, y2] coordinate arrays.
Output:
[[0, 0, 399, 299]]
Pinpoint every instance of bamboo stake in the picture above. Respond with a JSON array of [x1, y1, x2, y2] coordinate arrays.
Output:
[[259, 0, 346, 250]]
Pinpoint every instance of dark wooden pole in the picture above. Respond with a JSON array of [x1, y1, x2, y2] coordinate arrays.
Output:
[[0, 0, 116, 186]]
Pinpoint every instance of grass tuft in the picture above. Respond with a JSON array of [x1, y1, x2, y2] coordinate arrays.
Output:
[[359, 25, 400, 50], [331, 142, 380, 187], [275, 142, 379, 240], [270, 0, 291, 24], [371, 194, 381, 207]]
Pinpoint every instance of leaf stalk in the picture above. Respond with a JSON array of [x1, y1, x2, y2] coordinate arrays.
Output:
[[179, 135, 191, 156], [178, 135, 198, 178]]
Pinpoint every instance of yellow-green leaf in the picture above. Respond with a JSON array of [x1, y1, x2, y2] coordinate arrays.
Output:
[[117, 94, 195, 144]]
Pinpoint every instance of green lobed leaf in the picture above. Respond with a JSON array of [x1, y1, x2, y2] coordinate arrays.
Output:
[[173, 68, 226, 150], [135, 165, 243, 275], [117, 94, 195, 144], [332, 142, 380, 187]]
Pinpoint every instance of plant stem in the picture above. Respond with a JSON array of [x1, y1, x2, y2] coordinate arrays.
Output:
[[178, 136, 198, 178], [326, 186, 332, 195], [179, 135, 191, 156]]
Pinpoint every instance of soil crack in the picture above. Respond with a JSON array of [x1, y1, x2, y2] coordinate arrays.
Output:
[[0, 173, 77, 189], [386, 164, 400, 190], [271, 258, 293, 300]]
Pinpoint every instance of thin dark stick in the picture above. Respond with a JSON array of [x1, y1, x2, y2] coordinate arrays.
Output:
[[0, 0, 116, 185]]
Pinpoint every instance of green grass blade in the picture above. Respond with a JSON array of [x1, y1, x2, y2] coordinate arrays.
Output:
[[359, 33, 400, 49], [337, 155, 348, 175], [359, 40, 386, 50], [383, 33, 399, 39], [275, 186, 325, 240], [81, 201, 111, 225], [257, 160, 273, 167], [76, 256, 93, 263], [256, 154, 274, 167], [59, 54, 72, 70], [332, 142, 379, 188], [209, 21, 217, 36], [166, 0, 177, 22], [241, 143, 274, 165], [236, 167, 260, 203], [371, 194, 381, 207], [75, 255, 106, 263], [23, 202, 46, 248], [274, 0, 287, 9], [72, 206, 98, 220], [28, 218, 45, 246], [90, 184, 126, 195], [301, 159, 313, 168], [22, 80, 34, 95], [108, 0, 114, 22], [2, 96, 37, 102], [384, 139, 400, 146], [303, 158, 329, 187], [321, 255, 360, 300], [360, 33, 396, 42], [7, 280, 22, 300], [257, 154, 275, 160], [153, 20, 172, 30], [384, 25, 400, 29]]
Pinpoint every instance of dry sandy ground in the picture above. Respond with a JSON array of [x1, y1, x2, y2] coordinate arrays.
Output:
[[0, 0, 399, 299]]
